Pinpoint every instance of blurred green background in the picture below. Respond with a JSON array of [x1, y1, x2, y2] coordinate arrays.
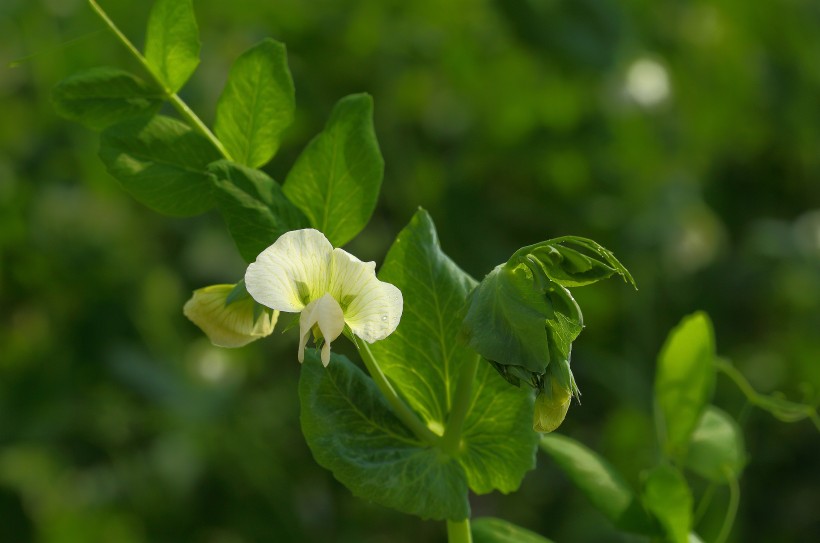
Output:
[[3, 0, 819, 541]]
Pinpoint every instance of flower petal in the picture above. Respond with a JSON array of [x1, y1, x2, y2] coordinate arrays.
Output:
[[330, 248, 403, 343], [298, 293, 345, 366], [183, 284, 278, 348], [245, 229, 333, 312]]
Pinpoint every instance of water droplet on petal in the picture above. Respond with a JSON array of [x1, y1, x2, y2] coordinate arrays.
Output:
[[381, 315, 388, 322]]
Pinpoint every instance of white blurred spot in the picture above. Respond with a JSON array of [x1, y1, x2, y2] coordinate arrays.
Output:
[[625, 58, 670, 107], [196, 349, 230, 383]]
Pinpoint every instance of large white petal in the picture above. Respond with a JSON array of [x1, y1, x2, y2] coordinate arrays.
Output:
[[245, 229, 333, 312], [330, 248, 403, 342]]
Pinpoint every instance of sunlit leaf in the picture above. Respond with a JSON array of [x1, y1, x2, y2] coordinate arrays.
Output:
[[208, 160, 309, 262], [684, 406, 746, 483], [370, 209, 538, 494], [655, 312, 716, 460], [299, 350, 469, 520], [214, 39, 295, 167], [642, 465, 692, 543], [282, 93, 384, 247], [99, 115, 220, 216], [472, 517, 555, 543], [144, 0, 200, 92], [52, 67, 162, 130]]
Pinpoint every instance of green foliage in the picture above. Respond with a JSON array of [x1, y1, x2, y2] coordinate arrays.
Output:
[[282, 94, 384, 247], [51, 67, 162, 130], [143, 0, 200, 93], [299, 351, 469, 521], [99, 115, 221, 216], [641, 465, 693, 543], [655, 312, 716, 461], [472, 517, 555, 543], [214, 39, 295, 168], [208, 160, 309, 262], [684, 406, 746, 484], [539, 434, 658, 535]]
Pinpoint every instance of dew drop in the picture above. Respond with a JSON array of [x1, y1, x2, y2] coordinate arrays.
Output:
[[381, 315, 388, 322]]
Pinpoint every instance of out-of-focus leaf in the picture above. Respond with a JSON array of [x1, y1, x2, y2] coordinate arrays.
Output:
[[52, 67, 162, 130], [684, 406, 746, 483], [472, 517, 555, 543], [214, 38, 295, 167], [282, 93, 384, 247], [144, 0, 200, 92], [299, 351, 469, 521], [540, 434, 659, 536], [99, 115, 220, 216], [642, 465, 692, 543], [655, 312, 716, 460], [371, 209, 538, 494], [208, 160, 309, 261]]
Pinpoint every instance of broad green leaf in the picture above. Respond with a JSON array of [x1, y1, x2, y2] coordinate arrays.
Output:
[[214, 39, 295, 168], [99, 115, 220, 216], [52, 67, 163, 130], [144, 0, 200, 93], [472, 517, 555, 543], [642, 465, 692, 543], [299, 350, 469, 520], [540, 434, 659, 536], [208, 160, 309, 261], [282, 94, 384, 247], [655, 312, 716, 460], [511, 236, 637, 289], [684, 406, 746, 483], [371, 209, 538, 494]]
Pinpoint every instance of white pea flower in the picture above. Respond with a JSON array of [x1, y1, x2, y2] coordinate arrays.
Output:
[[245, 229, 403, 366], [183, 284, 277, 348]]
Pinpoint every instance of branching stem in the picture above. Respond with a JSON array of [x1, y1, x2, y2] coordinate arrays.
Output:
[[86, 0, 233, 160]]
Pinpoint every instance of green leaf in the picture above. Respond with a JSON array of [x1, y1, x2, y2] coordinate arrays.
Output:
[[472, 517, 555, 543], [214, 39, 295, 168], [684, 406, 746, 483], [371, 209, 538, 495], [642, 465, 692, 543], [99, 115, 220, 216], [144, 0, 200, 93], [540, 434, 659, 536], [52, 67, 163, 130], [511, 236, 637, 289], [655, 312, 716, 460], [299, 350, 469, 521], [282, 93, 384, 247], [208, 160, 309, 261]]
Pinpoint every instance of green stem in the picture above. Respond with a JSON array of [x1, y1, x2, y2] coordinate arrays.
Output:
[[354, 337, 439, 446], [714, 473, 740, 543], [86, 0, 233, 160], [441, 354, 479, 455], [446, 518, 472, 543]]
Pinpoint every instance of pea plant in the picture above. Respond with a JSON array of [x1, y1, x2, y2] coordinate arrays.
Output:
[[55, 2, 819, 542]]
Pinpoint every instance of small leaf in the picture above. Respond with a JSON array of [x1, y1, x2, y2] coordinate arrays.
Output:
[[684, 406, 746, 483], [208, 160, 309, 261], [99, 115, 221, 216], [299, 350, 469, 521], [371, 209, 539, 495], [472, 517, 555, 543], [214, 39, 295, 168], [52, 67, 163, 130], [144, 0, 200, 93], [540, 434, 659, 536], [642, 465, 692, 543], [282, 93, 384, 247], [655, 312, 716, 460]]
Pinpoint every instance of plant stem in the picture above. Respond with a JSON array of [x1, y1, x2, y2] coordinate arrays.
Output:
[[354, 337, 440, 446], [446, 519, 472, 543], [441, 354, 479, 455], [86, 0, 233, 160], [714, 472, 740, 543]]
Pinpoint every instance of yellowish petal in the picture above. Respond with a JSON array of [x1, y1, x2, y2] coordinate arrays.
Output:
[[533, 380, 573, 433], [245, 229, 332, 312], [298, 293, 345, 366], [183, 284, 277, 348], [329, 248, 403, 343]]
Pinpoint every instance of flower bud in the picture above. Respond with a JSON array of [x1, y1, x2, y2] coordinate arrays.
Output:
[[183, 283, 277, 348]]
